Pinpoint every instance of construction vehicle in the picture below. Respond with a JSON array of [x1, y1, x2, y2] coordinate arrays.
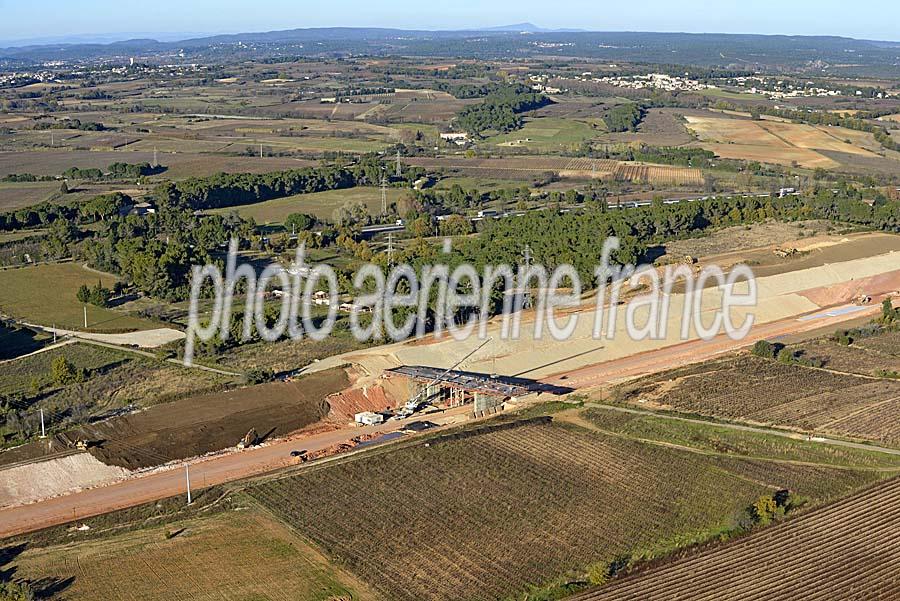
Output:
[[237, 428, 260, 449], [855, 293, 872, 305], [773, 247, 799, 259]]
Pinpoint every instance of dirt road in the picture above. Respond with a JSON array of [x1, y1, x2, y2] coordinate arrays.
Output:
[[0, 419, 406, 539]]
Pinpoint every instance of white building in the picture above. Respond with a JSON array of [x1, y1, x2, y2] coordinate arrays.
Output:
[[355, 411, 384, 426]]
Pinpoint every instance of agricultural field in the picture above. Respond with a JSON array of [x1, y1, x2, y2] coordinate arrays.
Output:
[[208, 186, 405, 223], [684, 113, 887, 169], [0, 181, 59, 211], [580, 407, 900, 469], [0, 263, 157, 332], [791, 336, 900, 376], [248, 417, 882, 601], [614, 163, 703, 186], [570, 475, 900, 601], [8, 508, 375, 601], [484, 117, 598, 151], [431, 176, 529, 192], [856, 330, 900, 356], [602, 108, 695, 147], [614, 355, 900, 446]]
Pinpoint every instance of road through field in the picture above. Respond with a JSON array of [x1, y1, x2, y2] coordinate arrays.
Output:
[[0, 419, 407, 538]]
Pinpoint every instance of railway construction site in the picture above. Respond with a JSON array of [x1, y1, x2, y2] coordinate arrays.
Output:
[[4, 22, 900, 600], [2, 229, 898, 538], [2, 238, 900, 601]]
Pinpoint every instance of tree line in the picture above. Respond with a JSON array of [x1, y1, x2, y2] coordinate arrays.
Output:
[[154, 158, 425, 211], [455, 84, 551, 136]]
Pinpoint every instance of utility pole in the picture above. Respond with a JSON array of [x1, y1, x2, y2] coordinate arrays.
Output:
[[259, 143, 263, 159], [185, 465, 192, 504], [522, 244, 533, 310], [395, 149, 402, 178], [83, 306, 88, 329], [387, 232, 394, 266], [52, 324, 56, 343], [153, 146, 158, 168], [381, 171, 388, 216], [39, 408, 46, 438]]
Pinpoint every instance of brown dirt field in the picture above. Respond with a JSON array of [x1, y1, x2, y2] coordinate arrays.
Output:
[[69, 367, 349, 469], [660, 220, 834, 260], [0, 181, 58, 210], [249, 419, 880, 601], [570, 476, 900, 601], [604, 108, 695, 146], [615, 355, 900, 445], [665, 231, 900, 282], [793, 338, 900, 376], [684, 114, 882, 169]]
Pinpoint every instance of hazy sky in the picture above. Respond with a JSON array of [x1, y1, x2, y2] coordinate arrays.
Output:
[[1, 0, 897, 44]]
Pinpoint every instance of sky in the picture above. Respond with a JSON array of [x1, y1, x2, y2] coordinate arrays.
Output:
[[1, 0, 898, 45]]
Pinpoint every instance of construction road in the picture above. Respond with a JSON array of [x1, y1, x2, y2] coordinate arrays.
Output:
[[538, 302, 884, 389], [0, 300, 887, 539], [0, 418, 416, 539]]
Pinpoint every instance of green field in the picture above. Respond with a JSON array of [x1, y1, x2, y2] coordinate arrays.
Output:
[[10, 508, 375, 601], [484, 116, 597, 150], [433, 176, 528, 191], [0, 342, 126, 396], [583, 406, 900, 469], [209, 186, 406, 223], [0, 263, 157, 331]]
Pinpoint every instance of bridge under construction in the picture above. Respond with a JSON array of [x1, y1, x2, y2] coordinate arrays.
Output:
[[384, 366, 571, 416]]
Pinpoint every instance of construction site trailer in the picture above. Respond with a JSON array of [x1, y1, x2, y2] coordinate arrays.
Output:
[[355, 411, 385, 426]]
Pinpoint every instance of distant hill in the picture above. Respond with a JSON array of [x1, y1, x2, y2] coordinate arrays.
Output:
[[480, 23, 585, 33], [1, 27, 898, 77]]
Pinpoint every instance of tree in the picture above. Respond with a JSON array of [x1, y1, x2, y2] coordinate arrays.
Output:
[[751, 340, 777, 359], [882, 298, 896, 323], [333, 201, 369, 226], [284, 212, 314, 232], [438, 214, 472, 237], [0, 581, 35, 601], [50, 356, 83, 385]]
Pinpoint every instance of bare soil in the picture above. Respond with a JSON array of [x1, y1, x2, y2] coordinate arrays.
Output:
[[70, 367, 349, 469]]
